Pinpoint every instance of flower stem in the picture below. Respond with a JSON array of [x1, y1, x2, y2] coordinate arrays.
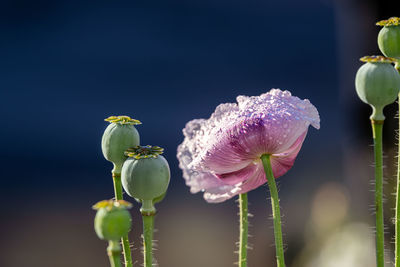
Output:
[[238, 193, 248, 267], [371, 121, 385, 267], [113, 172, 124, 200], [142, 214, 154, 267], [396, 117, 400, 267], [395, 63, 400, 267], [260, 154, 285, 267], [107, 240, 122, 267], [112, 171, 133, 267]]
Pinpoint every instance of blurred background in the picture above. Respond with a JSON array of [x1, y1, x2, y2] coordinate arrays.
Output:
[[0, 0, 399, 266]]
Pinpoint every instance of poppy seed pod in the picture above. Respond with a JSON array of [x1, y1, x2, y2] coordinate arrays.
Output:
[[101, 116, 141, 172], [121, 145, 170, 214], [134, 192, 166, 206], [355, 56, 400, 121], [93, 200, 132, 241], [377, 17, 400, 59]]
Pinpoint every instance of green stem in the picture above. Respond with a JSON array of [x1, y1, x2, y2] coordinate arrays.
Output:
[[113, 173, 124, 200], [112, 171, 133, 267], [107, 241, 122, 267], [260, 154, 285, 267], [396, 64, 400, 267], [371, 121, 385, 267], [238, 193, 248, 267], [142, 214, 154, 267]]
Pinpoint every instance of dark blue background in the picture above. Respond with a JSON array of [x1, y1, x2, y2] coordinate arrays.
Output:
[[0, 0, 387, 266], [0, 0, 337, 196]]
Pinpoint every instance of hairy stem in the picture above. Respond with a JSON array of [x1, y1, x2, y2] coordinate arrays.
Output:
[[260, 154, 285, 267], [142, 214, 154, 267], [238, 193, 248, 267], [371, 121, 385, 267], [113, 172, 124, 200], [107, 240, 122, 267], [397, 111, 400, 267], [395, 63, 400, 267], [112, 171, 133, 267]]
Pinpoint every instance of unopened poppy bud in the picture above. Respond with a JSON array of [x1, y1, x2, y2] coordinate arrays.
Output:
[[101, 116, 141, 172], [93, 200, 132, 241], [355, 56, 400, 121], [121, 145, 170, 214], [377, 17, 400, 59]]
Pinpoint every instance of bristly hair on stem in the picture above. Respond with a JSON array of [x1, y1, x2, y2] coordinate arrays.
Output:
[[237, 193, 248, 267], [261, 154, 286, 267], [142, 215, 155, 267], [371, 121, 385, 267], [109, 173, 134, 267], [395, 82, 400, 267]]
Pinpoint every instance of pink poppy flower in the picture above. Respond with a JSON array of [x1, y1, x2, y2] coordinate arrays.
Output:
[[177, 89, 320, 203]]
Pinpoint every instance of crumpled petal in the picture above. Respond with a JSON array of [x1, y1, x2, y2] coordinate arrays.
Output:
[[204, 163, 265, 203], [270, 130, 307, 178], [202, 131, 308, 203], [215, 162, 260, 185], [177, 89, 320, 203]]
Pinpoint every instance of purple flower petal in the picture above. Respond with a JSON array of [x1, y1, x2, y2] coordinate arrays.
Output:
[[270, 131, 307, 178], [215, 162, 260, 185], [177, 89, 319, 203], [204, 164, 265, 203], [200, 131, 308, 203]]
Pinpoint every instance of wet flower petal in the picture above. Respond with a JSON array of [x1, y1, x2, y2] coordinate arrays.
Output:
[[270, 131, 307, 178], [177, 89, 319, 203], [204, 165, 265, 203], [215, 162, 260, 185]]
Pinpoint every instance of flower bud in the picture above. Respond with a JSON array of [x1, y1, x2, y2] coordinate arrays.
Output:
[[93, 200, 132, 241], [377, 17, 400, 59], [121, 145, 170, 214], [355, 56, 400, 121], [101, 116, 141, 172]]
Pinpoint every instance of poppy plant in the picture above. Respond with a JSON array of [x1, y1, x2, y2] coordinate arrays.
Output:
[[177, 89, 319, 266]]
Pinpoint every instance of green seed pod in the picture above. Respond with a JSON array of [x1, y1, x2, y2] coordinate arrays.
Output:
[[93, 200, 132, 241], [121, 145, 170, 214], [377, 17, 400, 59], [355, 56, 400, 121], [101, 116, 141, 172], [134, 192, 166, 205]]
